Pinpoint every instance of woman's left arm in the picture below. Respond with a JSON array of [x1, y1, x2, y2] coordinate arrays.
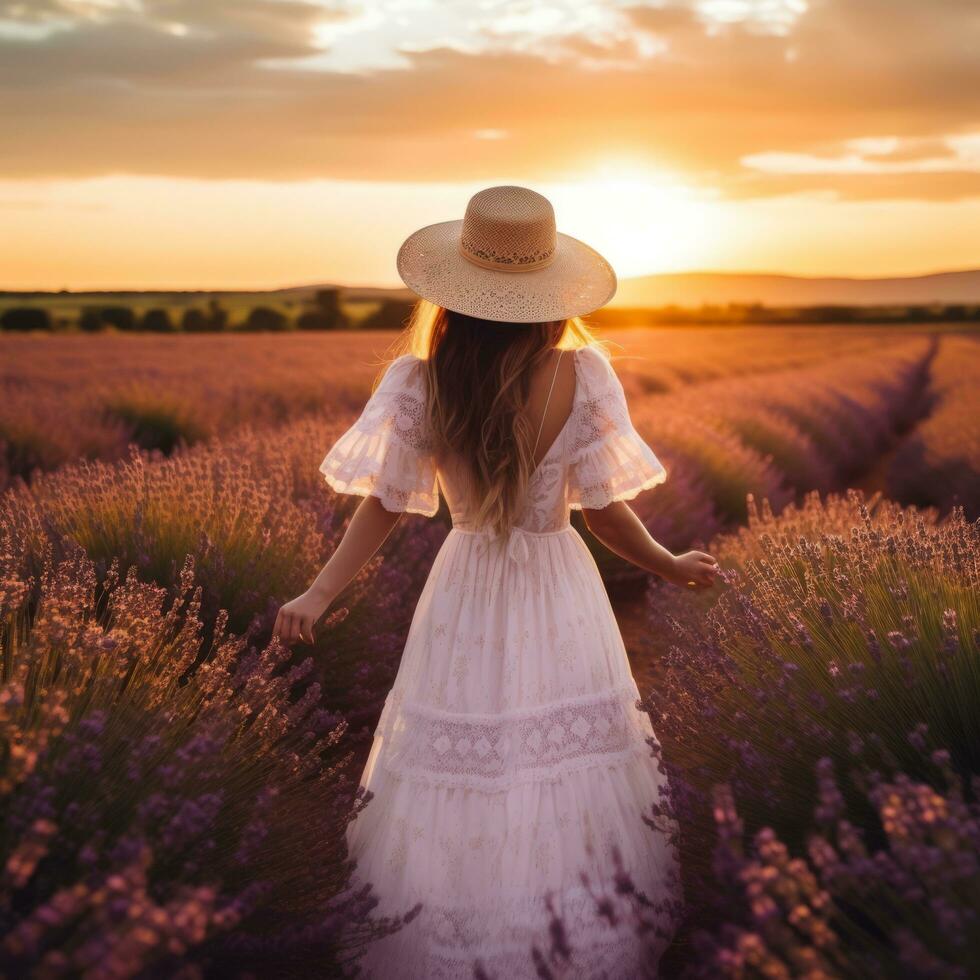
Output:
[[583, 499, 718, 589], [273, 495, 402, 645]]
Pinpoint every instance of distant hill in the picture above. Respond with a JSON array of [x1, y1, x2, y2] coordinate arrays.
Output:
[[611, 270, 980, 308], [291, 269, 980, 308]]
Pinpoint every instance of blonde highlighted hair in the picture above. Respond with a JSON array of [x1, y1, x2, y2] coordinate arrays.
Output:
[[383, 301, 606, 536]]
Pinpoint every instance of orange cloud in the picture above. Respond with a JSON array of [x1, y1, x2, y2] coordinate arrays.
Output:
[[0, 0, 976, 201]]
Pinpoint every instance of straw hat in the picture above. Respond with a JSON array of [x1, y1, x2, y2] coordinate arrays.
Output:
[[396, 185, 617, 323]]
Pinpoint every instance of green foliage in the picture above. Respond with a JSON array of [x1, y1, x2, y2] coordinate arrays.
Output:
[[100, 307, 137, 331], [359, 299, 414, 330], [298, 288, 350, 330], [79, 307, 103, 332], [0, 307, 51, 331], [140, 307, 177, 332], [245, 306, 291, 332]]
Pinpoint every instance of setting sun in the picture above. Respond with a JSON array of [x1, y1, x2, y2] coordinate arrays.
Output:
[[542, 165, 728, 277]]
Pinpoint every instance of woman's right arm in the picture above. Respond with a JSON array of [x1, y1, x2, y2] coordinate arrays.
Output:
[[273, 494, 403, 645], [582, 500, 718, 589]]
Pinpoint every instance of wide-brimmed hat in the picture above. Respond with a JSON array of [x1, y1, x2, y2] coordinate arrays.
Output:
[[396, 185, 617, 323]]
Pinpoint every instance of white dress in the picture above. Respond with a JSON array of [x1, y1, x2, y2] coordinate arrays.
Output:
[[320, 344, 679, 979]]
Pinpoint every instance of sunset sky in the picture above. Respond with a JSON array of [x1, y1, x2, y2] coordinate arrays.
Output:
[[2, 0, 979, 290]]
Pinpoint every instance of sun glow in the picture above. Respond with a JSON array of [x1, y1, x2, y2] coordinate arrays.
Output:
[[540, 164, 728, 278]]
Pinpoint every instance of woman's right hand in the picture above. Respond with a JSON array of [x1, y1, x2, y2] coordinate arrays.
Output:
[[667, 551, 719, 590], [272, 586, 334, 645]]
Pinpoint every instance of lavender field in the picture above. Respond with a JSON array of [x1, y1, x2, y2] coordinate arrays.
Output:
[[1, 324, 978, 978]]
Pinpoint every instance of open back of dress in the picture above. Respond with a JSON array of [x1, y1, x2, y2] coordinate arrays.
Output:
[[320, 343, 679, 978]]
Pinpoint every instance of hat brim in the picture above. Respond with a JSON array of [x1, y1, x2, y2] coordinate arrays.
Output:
[[396, 220, 617, 323]]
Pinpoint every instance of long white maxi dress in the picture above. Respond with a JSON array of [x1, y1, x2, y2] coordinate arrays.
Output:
[[319, 343, 680, 979]]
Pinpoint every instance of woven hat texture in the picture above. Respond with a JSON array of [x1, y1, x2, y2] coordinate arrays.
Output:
[[396, 186, 617, 323]]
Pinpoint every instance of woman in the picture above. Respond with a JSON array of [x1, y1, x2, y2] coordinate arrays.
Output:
[[274, 186, 718, 978]]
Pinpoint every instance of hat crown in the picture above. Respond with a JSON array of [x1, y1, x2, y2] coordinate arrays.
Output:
[[459, 186, 557, 271]]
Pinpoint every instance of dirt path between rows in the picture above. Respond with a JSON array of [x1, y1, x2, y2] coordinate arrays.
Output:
[[852, 336, 940, 497]]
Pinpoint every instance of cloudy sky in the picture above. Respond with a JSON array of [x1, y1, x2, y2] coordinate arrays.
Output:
[[2, 0, 978, 289]]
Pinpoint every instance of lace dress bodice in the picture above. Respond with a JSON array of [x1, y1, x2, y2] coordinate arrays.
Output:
[[320, 345, 666, 533]]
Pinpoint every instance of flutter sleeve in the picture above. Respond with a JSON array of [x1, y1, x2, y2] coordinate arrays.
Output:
[[319, 354, 440, 516], [568, 345, 667, 510]]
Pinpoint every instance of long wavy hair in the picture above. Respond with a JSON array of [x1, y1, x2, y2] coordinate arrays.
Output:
[[382, 301, 604, 535]]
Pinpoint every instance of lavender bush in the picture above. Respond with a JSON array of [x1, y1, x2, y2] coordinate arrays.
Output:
[[3, 444, 326, 635], [639, 491, 978, 973], [0, 542, 411, 978], [636, 339, 933, 519], [536, 492, 979, 976], [1, 416, 447, 738], [643, 491, 978, 873], [694, 750, 980, 978], [608, 326, 892, 396]]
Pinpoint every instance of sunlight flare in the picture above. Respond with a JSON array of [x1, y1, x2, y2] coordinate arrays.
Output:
[[542, 164, 727, 277]]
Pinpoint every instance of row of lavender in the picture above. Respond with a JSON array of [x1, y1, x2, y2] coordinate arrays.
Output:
[[596, 493, 976, 978], [598, 336, 937, 585], [0, 329, 976, 975], [0, 326, 892, 489], [889, 334, 980, 516], [0, 332, 385, 488]]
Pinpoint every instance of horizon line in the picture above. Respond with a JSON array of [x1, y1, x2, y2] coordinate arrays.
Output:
[[4, 265, 980, 295]]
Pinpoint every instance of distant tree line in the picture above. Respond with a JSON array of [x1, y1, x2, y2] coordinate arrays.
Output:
[[0, 290, 417, 333], [591, 302, 980, 328], [3, 295, 979, 332]]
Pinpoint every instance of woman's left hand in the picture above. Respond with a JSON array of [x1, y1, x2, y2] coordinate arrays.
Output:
[[272, 587, 333, 645]]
